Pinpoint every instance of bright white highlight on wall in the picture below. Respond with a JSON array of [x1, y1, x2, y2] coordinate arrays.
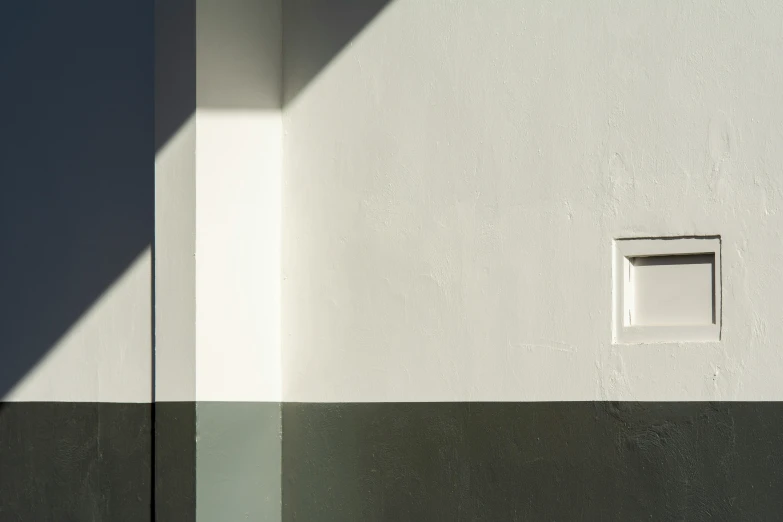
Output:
[[195, 109, 282, 402], [614, 238, 721, 344]]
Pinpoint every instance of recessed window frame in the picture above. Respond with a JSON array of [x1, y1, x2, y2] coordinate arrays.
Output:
[[612, 236, 722, 344]]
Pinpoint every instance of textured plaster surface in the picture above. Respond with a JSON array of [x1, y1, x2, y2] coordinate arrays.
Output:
[[283, 0, 783, 401]]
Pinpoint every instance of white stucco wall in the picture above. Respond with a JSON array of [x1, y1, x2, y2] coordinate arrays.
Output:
[[156, 114, 197, 402], [283, 0, 783, 402]]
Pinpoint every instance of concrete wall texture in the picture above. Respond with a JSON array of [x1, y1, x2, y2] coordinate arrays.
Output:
[[3, 1, 783, 521]]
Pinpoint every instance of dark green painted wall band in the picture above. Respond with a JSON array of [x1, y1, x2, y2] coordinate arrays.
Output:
[[282, 402, 783, 521], [0, 402, 282, 522], [156, 402, 197, 522], [5, 402, 782, 521], [0, 403, 153, 522]]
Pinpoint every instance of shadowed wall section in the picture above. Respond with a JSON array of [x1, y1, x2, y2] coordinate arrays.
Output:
[[282, 0, 392, 106], [0, 1, 154, 519], [0, 1, 153, 401]]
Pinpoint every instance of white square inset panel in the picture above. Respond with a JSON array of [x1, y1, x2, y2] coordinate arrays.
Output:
[[613, 237, 721, 344]]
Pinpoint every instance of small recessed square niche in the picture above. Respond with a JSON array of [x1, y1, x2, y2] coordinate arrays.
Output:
[[613, 237, 721, 344]]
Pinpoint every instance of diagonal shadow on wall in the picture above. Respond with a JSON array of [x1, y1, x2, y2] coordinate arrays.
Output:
[[0, 0, 392, 401], [1, 1, 391, 520], [282, 0, 393, 108], [0, 1, 155, 399]]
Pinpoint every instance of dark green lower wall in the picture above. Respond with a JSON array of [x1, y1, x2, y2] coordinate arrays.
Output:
[[155, 402, 196, 522], [0, 403, 153, 522], [5, 402, 781, 521], [0, 402, 280, 522], [282, 402, 783, 521]]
